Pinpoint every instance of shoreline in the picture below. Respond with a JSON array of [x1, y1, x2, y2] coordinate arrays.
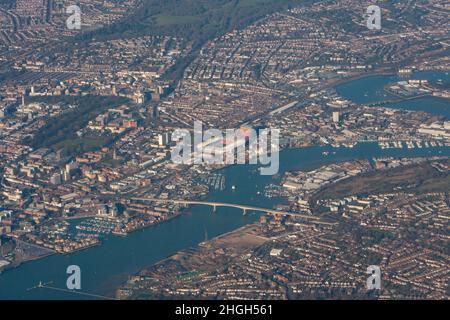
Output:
[[2, 141, 449, 296], [112, 222, 264, 299], [110, 68, 450, 296], [1, 68, 448, 292], [0, 211, 186, 276], [2, 131, 448, 277], [1, 245, 56, 274]]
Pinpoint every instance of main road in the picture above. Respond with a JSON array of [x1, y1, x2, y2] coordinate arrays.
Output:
[[130, 197, 335, 225]]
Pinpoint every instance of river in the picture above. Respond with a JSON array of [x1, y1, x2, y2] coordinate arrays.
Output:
[[335, 70, 450, 118], [0, 70, 448, 299]]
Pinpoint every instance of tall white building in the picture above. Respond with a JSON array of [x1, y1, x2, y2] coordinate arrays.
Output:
[[332, 111, 340, 123], [158, 132, 172, 146]]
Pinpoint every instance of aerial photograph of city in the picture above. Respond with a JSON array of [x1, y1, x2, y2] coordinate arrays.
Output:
[[0, 0, 448, 312]]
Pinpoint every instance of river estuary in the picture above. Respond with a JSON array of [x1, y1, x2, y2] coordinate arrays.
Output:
[[0, 71, 448, 299]]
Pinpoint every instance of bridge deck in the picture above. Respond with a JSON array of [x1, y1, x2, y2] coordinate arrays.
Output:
[[131, 197, 326, 222]]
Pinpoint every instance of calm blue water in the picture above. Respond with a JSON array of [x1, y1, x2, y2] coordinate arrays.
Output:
[[0, 206, 260, 299], [1, 71, 449, 300], [335, 71, 450, 105], [386, 96, 450, 119]]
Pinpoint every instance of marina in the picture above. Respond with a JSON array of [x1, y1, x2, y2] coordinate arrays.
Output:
[[200, 173, 226, 191], [378, 140, 449, 149], [1, 71, 449, 300]]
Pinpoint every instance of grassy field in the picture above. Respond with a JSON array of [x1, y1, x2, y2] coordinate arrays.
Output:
[[155, 15, 202, 26], [415, 174, 450, 194], [27, 95, 129, 151], [78, 0, 303, 44], [238, 0, 274, 7], [53, 137, 111, 155], [58, 0, 308, 87], [0, 0, 14, 8], [313, 161, 450, 201]]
